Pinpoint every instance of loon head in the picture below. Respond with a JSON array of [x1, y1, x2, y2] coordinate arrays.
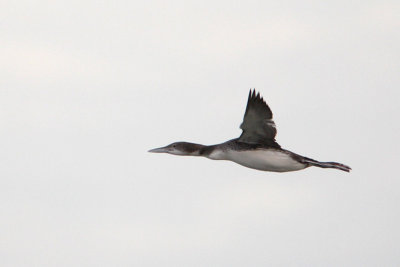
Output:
[[148, 142, 205, 156]]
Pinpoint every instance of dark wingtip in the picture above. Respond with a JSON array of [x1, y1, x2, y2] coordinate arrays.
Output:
[[248, 88, 259, 100], [248, 88, 257, 103]]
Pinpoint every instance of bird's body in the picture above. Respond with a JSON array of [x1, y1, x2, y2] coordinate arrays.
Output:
[[149, 90, 351, 173], [205, 139, 306, 172]]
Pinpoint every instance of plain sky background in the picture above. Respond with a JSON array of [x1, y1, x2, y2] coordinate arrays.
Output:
[[1, 0, 399, 266]]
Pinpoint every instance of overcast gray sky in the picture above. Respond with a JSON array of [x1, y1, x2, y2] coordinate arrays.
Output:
[[1, 0, 399, 266]]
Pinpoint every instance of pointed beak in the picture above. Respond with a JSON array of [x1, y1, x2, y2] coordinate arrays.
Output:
[[148, 146, 170, 153]]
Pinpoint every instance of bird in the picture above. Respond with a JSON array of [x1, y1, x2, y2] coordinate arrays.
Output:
[[149, 89, 351, 172]]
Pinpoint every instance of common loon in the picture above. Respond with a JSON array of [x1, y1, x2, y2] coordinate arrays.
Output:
[[149, 90, 351, 173]]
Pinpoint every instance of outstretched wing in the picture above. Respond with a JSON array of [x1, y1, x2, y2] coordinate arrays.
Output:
[[238, 89, 279, 147]]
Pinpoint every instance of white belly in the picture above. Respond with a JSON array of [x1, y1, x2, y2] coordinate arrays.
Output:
[[211, 149, 307, 172]]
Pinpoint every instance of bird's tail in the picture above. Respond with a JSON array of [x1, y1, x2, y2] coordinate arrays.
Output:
[[302, 157, 351, 172]]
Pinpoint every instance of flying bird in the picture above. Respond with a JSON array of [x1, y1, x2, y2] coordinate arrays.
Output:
[[149, 90, 351, 172]]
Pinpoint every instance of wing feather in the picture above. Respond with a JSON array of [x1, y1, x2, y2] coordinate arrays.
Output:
[[238, 89, 279, 147]]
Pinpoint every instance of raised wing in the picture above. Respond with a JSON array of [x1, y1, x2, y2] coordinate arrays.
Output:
[[238, 89, 279, 147]]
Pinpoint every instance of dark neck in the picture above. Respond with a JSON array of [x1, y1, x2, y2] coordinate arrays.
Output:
[[199, 145, 217, 156], [180, 142, 207, 156], [181, 142, 216, 156]]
